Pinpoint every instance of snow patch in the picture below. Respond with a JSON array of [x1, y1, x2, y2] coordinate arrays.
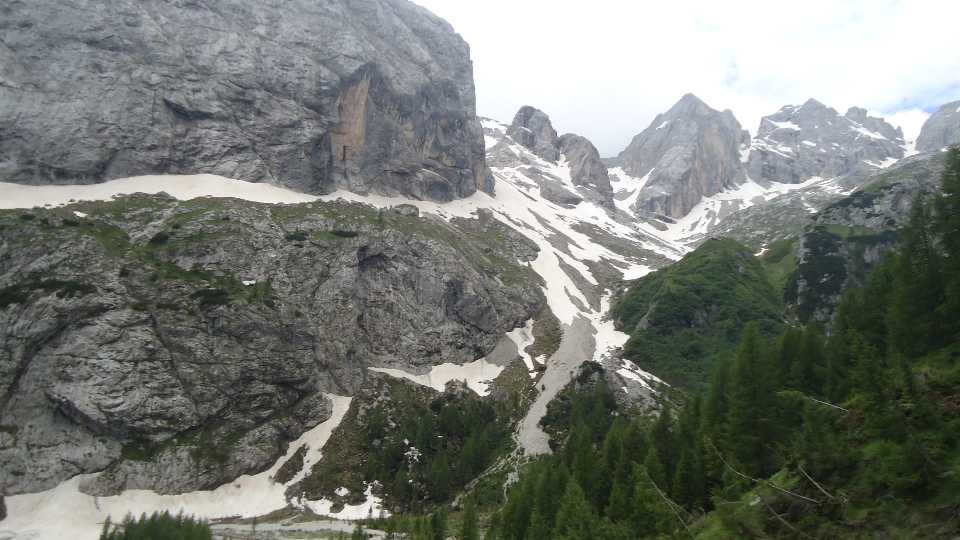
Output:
[[0, 174, 319, 209], [2, 395, 353, 540], [369, 359, 504, 396], [766, 119, 801, 131], [506, 319, 537, 372]]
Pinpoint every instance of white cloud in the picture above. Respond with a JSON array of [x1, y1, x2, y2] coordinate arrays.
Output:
[[882, 108, 931, 142], [414, 0, 960, 155]]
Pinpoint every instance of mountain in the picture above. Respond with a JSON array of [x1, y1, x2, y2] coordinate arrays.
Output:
[[916, 99, 960, 152], [616, 93, 750, 219], [612, 238, 784, 389], [746, 99, 906, 188], [787, 151, 947, 324], [0, 194, 543, 497], [501, 107, 614, 207], [0, 0, 490, 201], [638, 98, 921, 248]]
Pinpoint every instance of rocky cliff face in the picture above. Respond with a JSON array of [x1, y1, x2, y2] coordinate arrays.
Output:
[[916, 100, 960, 152], [0, 0, 491, 201], [0, 195, 542, 496], [617, 94, 750, 218], [747, 99, 905, 188], [787, 153, 945, 324], [498, 107, 613, 207], [507, 107, 561, 162]]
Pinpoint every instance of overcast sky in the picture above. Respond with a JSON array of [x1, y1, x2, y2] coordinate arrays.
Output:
[[414, 0, 960, 156]]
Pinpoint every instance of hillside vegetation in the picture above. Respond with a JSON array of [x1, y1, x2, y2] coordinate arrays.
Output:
[[487, 147, 960, 539]]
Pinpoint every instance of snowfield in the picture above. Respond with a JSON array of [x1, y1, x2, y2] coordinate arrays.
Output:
[[0, 395, 389, 540]]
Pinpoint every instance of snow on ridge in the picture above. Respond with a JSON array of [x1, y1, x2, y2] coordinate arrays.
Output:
[[0, 174, 319, 209], [2, 394, 368, 540], [658, 175, 831, 243], [845, 118, 888, 141], [864, 157, 899, 169], [609, 167, 654, 214], [766, 119, 801, 131]]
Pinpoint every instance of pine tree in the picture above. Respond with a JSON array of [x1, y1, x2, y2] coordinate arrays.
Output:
[[459, 496, 479, 540], [526, 506, 551, 540], [430, 508, 448, 540], [552, 480, 597, 540], [630, 464, 676, 536], [726, 322, 777, 476], [887, 198, 945, 357], [702, 353, 731, 445], [937, 146, 960, 339]]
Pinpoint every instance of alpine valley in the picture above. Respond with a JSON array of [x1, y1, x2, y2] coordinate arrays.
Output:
[[1, 1, 959, 539]]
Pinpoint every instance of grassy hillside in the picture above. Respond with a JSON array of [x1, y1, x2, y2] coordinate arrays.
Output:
[[612, 238, 784, 390]]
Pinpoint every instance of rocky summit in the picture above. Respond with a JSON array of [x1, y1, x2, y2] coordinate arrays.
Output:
[[916, 100, 960, 152], [747, 99, 905, 188], [617, 93, 750, 219], [499, 106, 614, 208], [0, 0, 491, 201]]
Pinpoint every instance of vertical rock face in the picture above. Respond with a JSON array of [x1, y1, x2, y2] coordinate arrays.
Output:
[[0, 0, 491, 201], [557, 134, 613, 205], [916, 100, 960, 152], [507, 106, 562, 162], [617, 94, 750, 218], [747, 99, 905, 187], [0, 196, 543, 496]]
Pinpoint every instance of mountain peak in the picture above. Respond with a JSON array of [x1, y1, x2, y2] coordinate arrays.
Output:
[[616, 95, 747, 218], [507, 106, 560, 161], [666, 93, 713, 117], [801, 97, 828, 110], [916, 99, 960, 152]]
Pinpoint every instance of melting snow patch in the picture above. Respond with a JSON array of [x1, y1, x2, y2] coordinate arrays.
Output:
[[2, 394, 353, 540], [766, 119, 801, 131], [0, 174, 319, 209], [300, 483, 387, 521], [242, 280, 257, 286], [506, 319, 537, 371], [369, 359, 504, 396]]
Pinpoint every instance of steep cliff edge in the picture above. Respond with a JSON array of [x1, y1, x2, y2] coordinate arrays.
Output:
[[0, 0, 491, 201]]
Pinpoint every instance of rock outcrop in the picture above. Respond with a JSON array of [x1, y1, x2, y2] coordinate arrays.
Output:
[[787, 152, 945, 324], [507, 106, 561, 162], [500, 107, 614, 207], [916, 100, 960, 152], [558, 134, 614, 206], [0, 195, 543, 496], [617, 94, 750, 218], [0, 0, 491, 201], [747, 99, 905, 188]]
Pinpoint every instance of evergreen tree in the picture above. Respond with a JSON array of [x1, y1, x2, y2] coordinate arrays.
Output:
[[937, 146, 960, 339], [552, 480, 597, 540], [725, 322, 777, 476], [887, 199, 945, 357], [460, 496, 479, 540]]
